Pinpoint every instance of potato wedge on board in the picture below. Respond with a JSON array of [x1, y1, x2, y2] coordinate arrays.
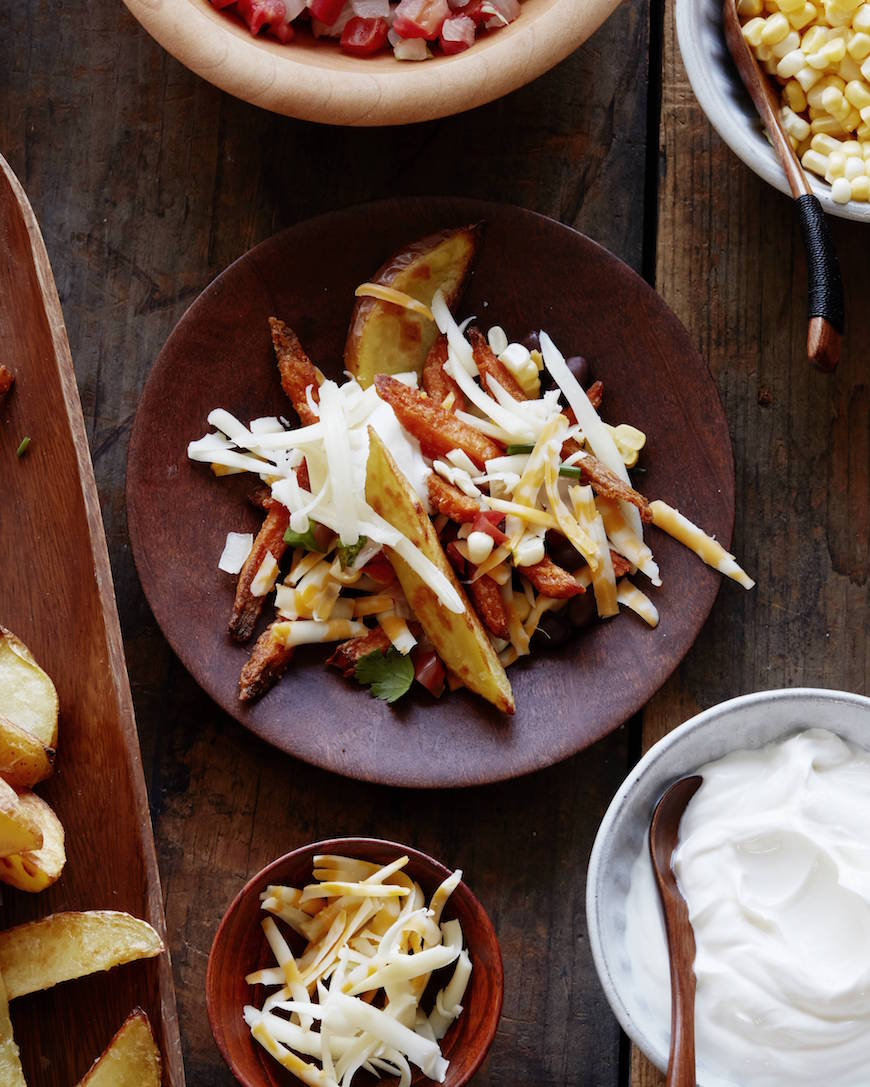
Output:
[[0, 911, 164, 1000], [0, 778, 43, 857], [0, 713, 55, 789], [0, 973, 26, 1087], [365, 429, 514, 714], [345, 225, 481, 388], [76, 1008, 161, 1087], [0, 789, 65, 892], [0, 627, 59, 748]]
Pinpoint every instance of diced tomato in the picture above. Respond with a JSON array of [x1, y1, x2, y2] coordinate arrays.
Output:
[[236, 0, 287, 35], [445, 540, 467, 576], [309, 0, 346, 25], [340, 16, 389, 55], [209, 0, 238, 9], [471, 510, 509, 545], [412, 645, 445, 698], [363, 553, 396, 586], [392, 0, 450, 40], [439, 13, 475, 52], [446, 0, 487, 23], [268, 15, 296, 41]]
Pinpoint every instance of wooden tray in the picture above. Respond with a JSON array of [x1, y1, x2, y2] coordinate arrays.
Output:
[[0, 156, 184, 1085], [127, 197, 735, 790]]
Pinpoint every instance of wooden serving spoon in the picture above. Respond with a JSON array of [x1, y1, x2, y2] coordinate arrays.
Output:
[[723, 0, 845, 371], [649, 775, 703, 1087]]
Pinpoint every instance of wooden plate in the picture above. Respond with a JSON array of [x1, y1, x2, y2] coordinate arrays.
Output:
[[126, 197, 735, 789], [121, 0, 621, 126], [0, 157, 184, 1084]]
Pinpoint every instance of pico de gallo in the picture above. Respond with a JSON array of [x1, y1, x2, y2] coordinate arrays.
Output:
[[208, 0, 521, 59]]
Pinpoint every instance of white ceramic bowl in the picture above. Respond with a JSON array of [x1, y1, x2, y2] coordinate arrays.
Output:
[[586, 687, 870, 1078], [122, 0, 621, 126], [675, 0, 870, 223]]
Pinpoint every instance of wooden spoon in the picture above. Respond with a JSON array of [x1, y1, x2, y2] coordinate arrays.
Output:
[[723, 0, 845, 371], [649, 775, 703, 1087]]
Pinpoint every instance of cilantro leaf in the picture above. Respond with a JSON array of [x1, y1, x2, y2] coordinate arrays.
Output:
[[283, 522, 323, 552], [354, 647, 415, 704], [338, 535, 368, 571]]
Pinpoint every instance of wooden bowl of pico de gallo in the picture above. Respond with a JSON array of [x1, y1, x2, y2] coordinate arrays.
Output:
[[121, 0, 622, 125]]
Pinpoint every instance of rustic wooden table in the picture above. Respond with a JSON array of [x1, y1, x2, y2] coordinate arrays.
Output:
[[2, 0, 868, 1084]]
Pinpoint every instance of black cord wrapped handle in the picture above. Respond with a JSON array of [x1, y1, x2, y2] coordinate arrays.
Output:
[[796, 194, 845, 334]]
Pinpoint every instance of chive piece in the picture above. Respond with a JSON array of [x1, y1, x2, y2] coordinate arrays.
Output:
[[506, 444, 534, 455], [15, 437, 30, 458], [558, 465, 584, 479]]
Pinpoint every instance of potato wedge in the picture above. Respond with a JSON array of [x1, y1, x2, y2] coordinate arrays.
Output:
[[76, 1008, 161, 1087], [0, 778, 43, 857], [0, 790, 65, 892], [0, 911, 164, 1000], [365, 429, 513, 714], [0, 713, 55, 788], [0, 973, 25, 1087], [0, 627, 59, 748], [345, 225, 481, 388]]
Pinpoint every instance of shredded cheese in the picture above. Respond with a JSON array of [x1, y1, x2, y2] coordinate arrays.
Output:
[[616, 579, 659, 627], [354, 282, 434, 321], [649, 500, 755, 589]]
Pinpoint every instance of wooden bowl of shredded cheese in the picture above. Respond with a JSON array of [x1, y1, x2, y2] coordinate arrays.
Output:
[[206, 837, 503, 1086]]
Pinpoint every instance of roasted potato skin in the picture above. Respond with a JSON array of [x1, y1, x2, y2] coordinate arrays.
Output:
[[239, 622, 295, 702], [365, 429, 514, 714], [0, 627, 59, 748], [345, 225, 482, 389], [0, 789, 66, 893], [76, 1008, 161, 1087], [0, 713, 55, 788], [326, 628, 392, 678]]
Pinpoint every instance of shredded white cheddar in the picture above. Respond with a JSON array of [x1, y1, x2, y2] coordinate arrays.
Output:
[[649, 500, 755, 589]]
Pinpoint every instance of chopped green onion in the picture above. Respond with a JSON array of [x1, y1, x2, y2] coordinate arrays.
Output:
[[506, 444, 534, 455], [338, 535, 368, 570], [15, 437, 30, 458], [558, 465, 584, 479], [283, 523, 323, 552]]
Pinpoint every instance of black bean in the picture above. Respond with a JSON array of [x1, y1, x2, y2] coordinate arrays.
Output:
[[569, 593, 597, 628], [523, 331, 541, 353], [545, 530, 580, 570], [530, 610, 572, 649], [565, 355, 590, 387]]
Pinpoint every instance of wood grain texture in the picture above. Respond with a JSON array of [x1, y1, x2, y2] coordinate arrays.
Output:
[[632, 2, 870, 1084], [1, 0, 652, 1081], [0, 157, 183, 1086]]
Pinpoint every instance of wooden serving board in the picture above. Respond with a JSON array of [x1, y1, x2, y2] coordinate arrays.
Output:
[[0, 156, 184, 1084]]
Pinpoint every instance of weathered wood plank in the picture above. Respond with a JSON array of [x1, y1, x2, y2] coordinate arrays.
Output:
[[0, 0, 653, 1082], [632, 2, 870, 1084]]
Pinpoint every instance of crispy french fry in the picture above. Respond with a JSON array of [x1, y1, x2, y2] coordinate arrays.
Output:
[[366, 429, 514, 713], [326, 628, 392, 678], [421, 334, 465, 412], [269, 318, 321, 426], [570, 455, 652, 522], [75, 1008, 161, 1087], [229, 504, 290, 642], [468, 575, 510, 639], [468, 327, 528, 402], [239, 622, 296, 702], [374, 375, 502, 469], [0, 973, 25, 1087], [586, 380, 604, 411], [427, 474, 480, 523], [522, 558, 585, 599], [609, 549, 632, 578], [0, 912, 164, 1000]]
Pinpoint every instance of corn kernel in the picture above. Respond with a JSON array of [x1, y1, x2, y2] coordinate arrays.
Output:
[[778, 46, 808, 74], [838, 55, 863, 80], [854, 1, 870, 29], [842, 136, 863, 149], [783, 105, 814, 137], [762, 9, 792, 38], [777, 0, 805, 10], [796, 64, 825, 88], [809, 75, 844, 105], [825, 35, 849, 59], [802, 23, 829, 49], [831, 175, 853, 199], [850, 174, 870, 197], [860, 123, 870, 137], [812, 113, 849, 131], [845, 78, 870, 108], [738, 0, 764, 13], [743, 15, 768, 43], [803, 147, 831, 173], [785, 78, 809, 108], [788, 1, 818, 27], [828, 149, 848, 172], [812, 131, 845, 149], [822, 85, 848, 114], [848, 30, 870, 57]]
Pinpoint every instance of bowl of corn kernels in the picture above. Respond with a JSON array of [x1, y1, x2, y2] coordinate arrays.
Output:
[[676, 0, 870, 222]]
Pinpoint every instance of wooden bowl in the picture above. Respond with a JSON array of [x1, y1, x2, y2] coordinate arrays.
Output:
[[121, 0, 621, 125], [206, 837, 504, 1087]]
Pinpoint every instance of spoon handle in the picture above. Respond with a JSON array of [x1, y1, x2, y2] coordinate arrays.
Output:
[[664, 902, 697, 1087], [796, 194, 844, 372]]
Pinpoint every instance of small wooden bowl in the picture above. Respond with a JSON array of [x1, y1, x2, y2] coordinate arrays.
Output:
[[206, 837, 504, 1087], [121, 0, 621, 126]]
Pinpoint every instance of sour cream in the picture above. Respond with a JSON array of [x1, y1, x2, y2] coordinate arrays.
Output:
[[624, 728, 870, 1087]]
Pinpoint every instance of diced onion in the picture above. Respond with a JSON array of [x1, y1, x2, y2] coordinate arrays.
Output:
[[219, 532, 253, 574]]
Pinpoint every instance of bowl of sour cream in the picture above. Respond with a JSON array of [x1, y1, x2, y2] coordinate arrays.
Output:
[[587, 687, 870, 1087]]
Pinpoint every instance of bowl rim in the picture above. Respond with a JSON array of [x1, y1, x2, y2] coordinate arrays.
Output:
[[121, 0, 621, 126], [674, 0, 870, 224], [206, 835, 505, 1087], [585, 686, 870, 1075]]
